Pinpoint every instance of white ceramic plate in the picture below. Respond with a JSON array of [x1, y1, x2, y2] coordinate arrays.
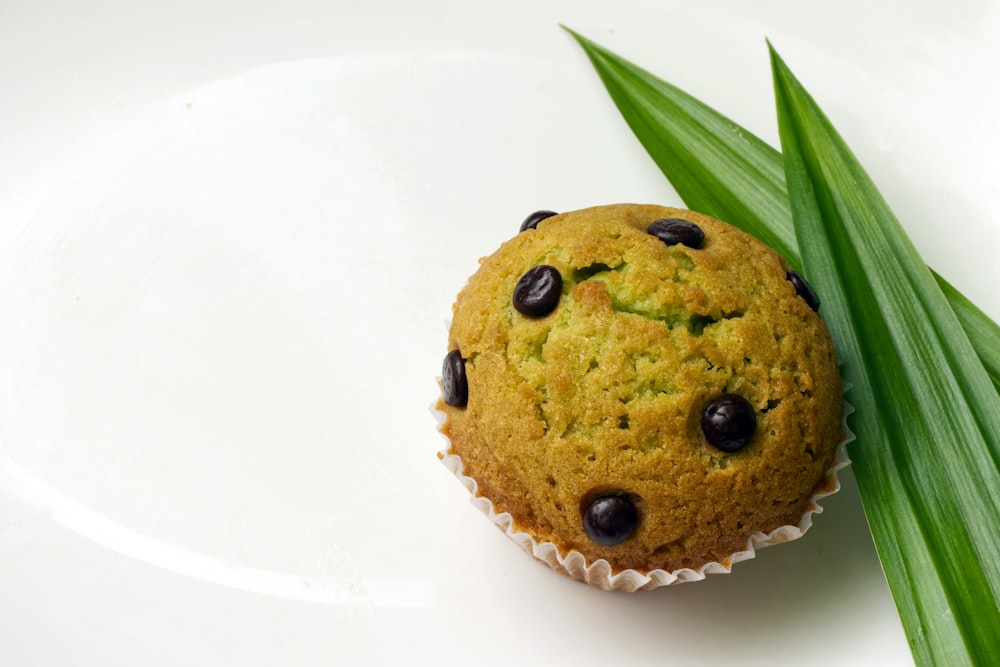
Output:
[[2, 1, 998, 665]]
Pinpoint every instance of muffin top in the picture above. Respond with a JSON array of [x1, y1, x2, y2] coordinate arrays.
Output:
[[439, 204, 843, 573]]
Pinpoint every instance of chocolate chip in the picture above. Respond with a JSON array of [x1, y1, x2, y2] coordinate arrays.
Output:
[[582, 494, 638, 546], [442, 349, 468, 407], [787, 270, 820, 312], [519, 210, 558, 233], [647, 218, 705, 249], [513, 265, 562, 317], [701, 394, 756, 452]]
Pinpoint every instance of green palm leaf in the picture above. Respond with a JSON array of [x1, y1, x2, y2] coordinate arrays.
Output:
[[564, 26, 1000, 665], [562, 27, 1000, 394], [771, 44, 1000, 664]]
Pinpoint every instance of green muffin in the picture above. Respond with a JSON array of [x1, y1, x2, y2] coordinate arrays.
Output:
[[438, 204, 845, 588]]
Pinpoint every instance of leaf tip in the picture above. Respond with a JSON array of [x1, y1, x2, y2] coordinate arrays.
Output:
[[767, 42, 808, 96], [765, 39, 786, 73], [559, 23, 585, 44]]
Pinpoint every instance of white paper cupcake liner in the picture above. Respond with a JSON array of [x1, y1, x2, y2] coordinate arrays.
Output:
[[433, 396, 854, 592]]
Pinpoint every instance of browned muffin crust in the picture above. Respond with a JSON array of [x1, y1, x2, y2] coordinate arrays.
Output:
[[439, 204, 843, 573]]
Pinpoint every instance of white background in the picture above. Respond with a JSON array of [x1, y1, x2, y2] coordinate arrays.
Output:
[[2, 1, 998, 665]]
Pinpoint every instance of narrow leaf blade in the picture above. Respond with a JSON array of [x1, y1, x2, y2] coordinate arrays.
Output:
[[771, 44, 1000, 665]]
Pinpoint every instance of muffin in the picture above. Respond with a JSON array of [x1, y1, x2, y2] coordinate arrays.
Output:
[[437, 204, 846, 589]]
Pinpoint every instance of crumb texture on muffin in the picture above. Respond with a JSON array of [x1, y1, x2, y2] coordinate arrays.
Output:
[[439, 204, 844, 574]]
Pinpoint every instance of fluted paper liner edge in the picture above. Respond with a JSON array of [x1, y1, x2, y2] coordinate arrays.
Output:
[[433, 396, 853, 592]]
